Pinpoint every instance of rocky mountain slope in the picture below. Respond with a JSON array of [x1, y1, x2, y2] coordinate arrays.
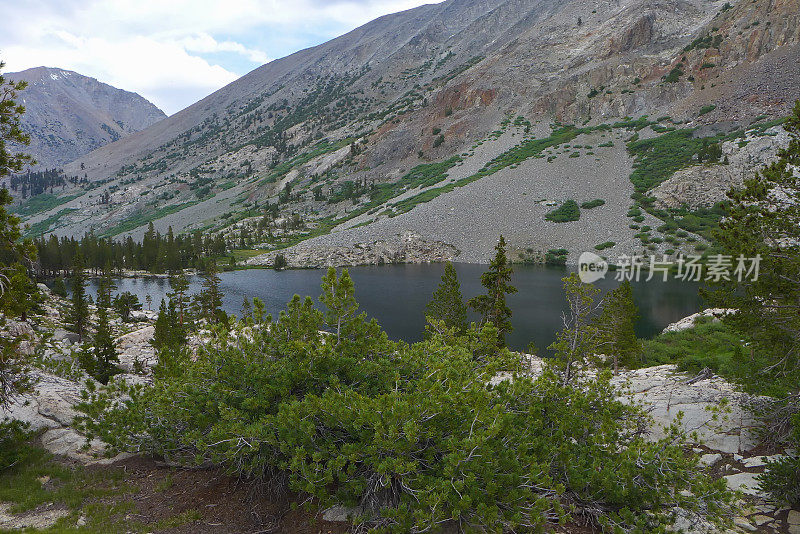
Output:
[[7, 67, 166, 168], [16, 0, 800, 264]]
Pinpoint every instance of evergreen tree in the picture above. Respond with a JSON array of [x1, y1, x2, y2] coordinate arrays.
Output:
[[0, 263, 39, 321], [152, 299, 175, 350], [468, 236, 517, 347], [0, 61, 36, 408], [83, 264, 118, 383], [320, 267, 358, 343], [151, 298, 188, 379], [52, 277, 67, 297], [425, 262, 468, 334], [113, 291, 141, 322], [68, 252, 90, 342], [0, 61, 34, 177], [252, 297, 267, 325], [709, 100, 800, 373], [707, 101, 800, 503], [168, 271, 190, 327], [595, 281, 642, 374], [197, 261, 224, 324], [240, 296, 252, 319]]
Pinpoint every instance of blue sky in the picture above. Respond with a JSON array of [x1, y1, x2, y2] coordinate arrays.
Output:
[[2, 0, 444, 115]]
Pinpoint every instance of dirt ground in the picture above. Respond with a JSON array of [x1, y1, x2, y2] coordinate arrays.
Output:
[[90, 456, 351, 534]]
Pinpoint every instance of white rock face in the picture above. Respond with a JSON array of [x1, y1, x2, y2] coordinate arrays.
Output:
[[115, 326, 157, 372], [612, 364, 758, 453], [661, 308, 734, 334], [724, 472, 762, 496]]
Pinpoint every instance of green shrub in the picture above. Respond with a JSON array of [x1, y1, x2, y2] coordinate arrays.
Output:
[[581, 199, 606, 209], [545, 249, 569, 266], [664, 67, 684, 83], [759, 454, 800, 507], [595, 241, 616, 250], [545, 200, 581, 222], [0, 421, 32, 473], [76, 279, 735, 533], [699, 105, 717, 116], [273, 254, 287, 270]]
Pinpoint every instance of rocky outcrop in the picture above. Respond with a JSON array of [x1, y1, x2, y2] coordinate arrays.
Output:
[[247, 231, 459, 268], [1, 300, 158, 463], [662, 308, 734, 334], [652, 127, 791, 209], [608, 14, 655, 55]]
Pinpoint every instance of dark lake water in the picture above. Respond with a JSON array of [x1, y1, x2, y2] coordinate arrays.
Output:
[[80, 264, 703, 352]]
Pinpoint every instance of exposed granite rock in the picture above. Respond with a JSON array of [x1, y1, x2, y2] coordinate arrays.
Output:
[[662, 308, 734, 334], [247, 231, 459, 268], [651, 127, 790, 209]]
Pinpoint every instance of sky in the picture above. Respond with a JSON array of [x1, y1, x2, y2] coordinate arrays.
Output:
[[2, 0, 444, 115]]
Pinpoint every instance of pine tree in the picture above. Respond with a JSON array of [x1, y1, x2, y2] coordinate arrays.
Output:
[[320, 267, 358, 343], [0, 263, 39, 321], [0, 61, 36, 407], [595, 281, 642, 374], [706, 100, 800, 506], [240, 296, 252, 319], [84, 264, 118, 384], [708, 100, 800, 373], [468, 236, 518, 347], [68, 252, 90, 342], [168, 271, 190, 327], [0, 61, 34, 176], [52, 277, 67, 297], [252, 297, 267, 325], [198, 261, 224, 324], [425, 262, 468, 334], [112, 291, 141, 322], [151, 298, 188, 379]]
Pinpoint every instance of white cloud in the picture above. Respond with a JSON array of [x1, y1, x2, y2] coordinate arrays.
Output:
[[2, 0, 444, 114], [181, 33, 271, 64]]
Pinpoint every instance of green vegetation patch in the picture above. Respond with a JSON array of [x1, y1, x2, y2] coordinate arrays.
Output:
[[102, 202, 199, 237], [23, 208, 76, 237], [699, 105, 717, 116], [545, 200, 581, 223], [258, 138, 354, 186], [581, 199, 606, 209], [639, 319, 798, 397], [12, 193, 82, 217]]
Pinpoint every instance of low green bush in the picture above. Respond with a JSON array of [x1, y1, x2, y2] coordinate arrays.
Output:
[[545, 200, 581, 222], [0, 421, 33, 473], [76, 274, 734, 533], [581, 199, 605, 209]]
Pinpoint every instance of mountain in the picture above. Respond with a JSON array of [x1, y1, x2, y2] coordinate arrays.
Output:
[[18, 0, 800, 264], [7, 67, 166, 168]]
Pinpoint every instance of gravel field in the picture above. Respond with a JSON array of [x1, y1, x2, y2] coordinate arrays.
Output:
[[264, 129, 663, 264]]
